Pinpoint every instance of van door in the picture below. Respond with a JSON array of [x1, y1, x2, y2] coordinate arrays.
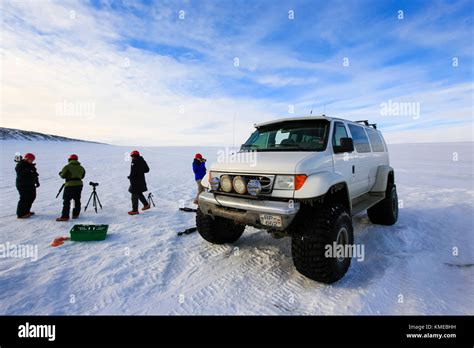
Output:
[[331, 121, 356, 197]]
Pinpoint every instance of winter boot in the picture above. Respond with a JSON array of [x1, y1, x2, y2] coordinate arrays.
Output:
[[142, 204, 151, 211], [18, 214, 31, 219], [128, 211, 139, 215], [56, 217, 69, 222]]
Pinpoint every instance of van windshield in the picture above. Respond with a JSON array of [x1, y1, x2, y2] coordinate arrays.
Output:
[[241, 120, 330, 152]]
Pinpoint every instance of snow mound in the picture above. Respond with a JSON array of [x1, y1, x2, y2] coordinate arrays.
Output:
[[0, 127, 100, 143]]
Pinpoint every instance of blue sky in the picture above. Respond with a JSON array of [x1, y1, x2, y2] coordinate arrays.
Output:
[[1, 0, 473, 145]]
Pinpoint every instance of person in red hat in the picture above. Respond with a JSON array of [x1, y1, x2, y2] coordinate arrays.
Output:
[[192, 153, 206, 204], [15, 153, 40, 218], [127, 150, 150, 215], [56, 154, 86, 221]]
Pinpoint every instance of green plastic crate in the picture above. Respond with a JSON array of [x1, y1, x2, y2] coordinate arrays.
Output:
[[70, 224, 108, 241]]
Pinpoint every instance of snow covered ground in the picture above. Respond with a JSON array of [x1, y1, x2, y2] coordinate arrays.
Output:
[[0, 141, 472, 315]]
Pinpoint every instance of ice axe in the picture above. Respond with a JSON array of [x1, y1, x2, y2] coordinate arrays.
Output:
[[55, 183, 65, 198], [177, 227, 197, 236]]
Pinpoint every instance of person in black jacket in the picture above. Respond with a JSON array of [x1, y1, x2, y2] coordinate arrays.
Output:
[[15, 153, 40, 219], [128, 150, 150, 215]]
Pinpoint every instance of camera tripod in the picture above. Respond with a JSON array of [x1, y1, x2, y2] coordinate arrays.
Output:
[[84, 185, 102, 213], [147, 192, 156, 207]]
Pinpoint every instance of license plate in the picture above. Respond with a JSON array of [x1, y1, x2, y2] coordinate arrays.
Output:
[[259, 214, 283, 228]]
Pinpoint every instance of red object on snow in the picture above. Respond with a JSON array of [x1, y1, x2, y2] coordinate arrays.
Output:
[[69, 154, 78, 160], [24, 153, 35, 161], [51, 236, 70, 247], [130, 150, 140, 156], [195, 153, 203, 159]]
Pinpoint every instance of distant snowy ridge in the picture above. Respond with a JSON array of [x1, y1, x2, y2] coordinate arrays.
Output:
[[0, 127, 102, 143]]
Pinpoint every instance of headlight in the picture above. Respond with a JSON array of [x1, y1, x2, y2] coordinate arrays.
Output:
[[247, 179, 262, 196], [274, 175, 295, 190], [220, 175, 233, 192], [233, 176, 247, 194], [274, 175, 307, 190], [210, 177, 220, 191]]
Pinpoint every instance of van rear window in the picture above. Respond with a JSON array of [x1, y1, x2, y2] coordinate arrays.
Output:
[[366, 129, 385, 152]]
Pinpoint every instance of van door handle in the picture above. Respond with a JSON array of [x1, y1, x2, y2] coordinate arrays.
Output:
[[352, 165, 355, 174]]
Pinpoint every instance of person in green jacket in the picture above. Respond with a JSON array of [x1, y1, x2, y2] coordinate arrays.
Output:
[[56, 154, 86, 221]]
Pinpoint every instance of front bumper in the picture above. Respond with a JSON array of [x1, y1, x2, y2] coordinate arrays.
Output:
[[198, 191, 300, 231]]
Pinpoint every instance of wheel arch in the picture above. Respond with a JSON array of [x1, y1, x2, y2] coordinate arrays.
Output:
[[294, 171, 347, 199], [323, 182, 351, 213], [371, 165, 395, 192], [296, 181, 352, 214]]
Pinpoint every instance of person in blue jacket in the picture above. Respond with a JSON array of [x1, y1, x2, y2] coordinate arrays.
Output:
[[192, 153, 206, 204]]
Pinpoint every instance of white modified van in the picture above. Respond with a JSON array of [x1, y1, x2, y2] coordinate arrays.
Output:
[[197, 115, 398, 283]]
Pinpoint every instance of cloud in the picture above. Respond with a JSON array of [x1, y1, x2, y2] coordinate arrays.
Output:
[[0, 0, 472, 145]]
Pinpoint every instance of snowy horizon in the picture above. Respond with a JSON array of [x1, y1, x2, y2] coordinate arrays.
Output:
[[2, 131, 474, 147]]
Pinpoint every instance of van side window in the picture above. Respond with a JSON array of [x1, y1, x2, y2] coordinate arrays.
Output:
[[347, 124, 371, 153], [332, 122, 348, 147], [366, 129, 385, 152]]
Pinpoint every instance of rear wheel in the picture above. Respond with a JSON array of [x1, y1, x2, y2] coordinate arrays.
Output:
[[291, 204, 354, 284], [367, 183, 398, 225], [196, 209, 245, 244]]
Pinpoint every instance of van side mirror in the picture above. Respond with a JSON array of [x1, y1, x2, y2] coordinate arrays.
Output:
[[334, 137, 354, 154]]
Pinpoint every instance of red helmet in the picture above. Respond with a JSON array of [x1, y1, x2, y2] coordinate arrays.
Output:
[[69, 154, 78, 160], [24, 153, 35, 161], [130, 150, 140, 156], [195, 153, 203, 159]]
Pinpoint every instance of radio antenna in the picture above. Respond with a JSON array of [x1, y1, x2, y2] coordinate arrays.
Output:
[[232, 112, 236, 153]]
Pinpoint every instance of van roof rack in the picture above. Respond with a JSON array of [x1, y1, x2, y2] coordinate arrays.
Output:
[[355, 120, 377, 130]]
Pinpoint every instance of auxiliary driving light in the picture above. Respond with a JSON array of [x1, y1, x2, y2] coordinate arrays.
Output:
[[233, 176, 247, 194], [247, 179, 262, 196], [220, 175, 233, 192], [210, 177, 220, 191]]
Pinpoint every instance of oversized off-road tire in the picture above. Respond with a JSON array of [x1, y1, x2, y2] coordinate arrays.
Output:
[[291, 204, 354, 284], [196, 209, 245, 244], [367, 183, 398, 226]]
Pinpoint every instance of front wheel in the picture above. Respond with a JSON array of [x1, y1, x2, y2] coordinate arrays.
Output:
[[196, 209, 245, 244], [291, 204, 354, 284]]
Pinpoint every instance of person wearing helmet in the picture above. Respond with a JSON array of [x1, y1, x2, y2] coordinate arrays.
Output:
[[127, 150, 150, 215], [56, 154, 86, 221], [15, 153, 40, 219], [192, 153, 206, 204]]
